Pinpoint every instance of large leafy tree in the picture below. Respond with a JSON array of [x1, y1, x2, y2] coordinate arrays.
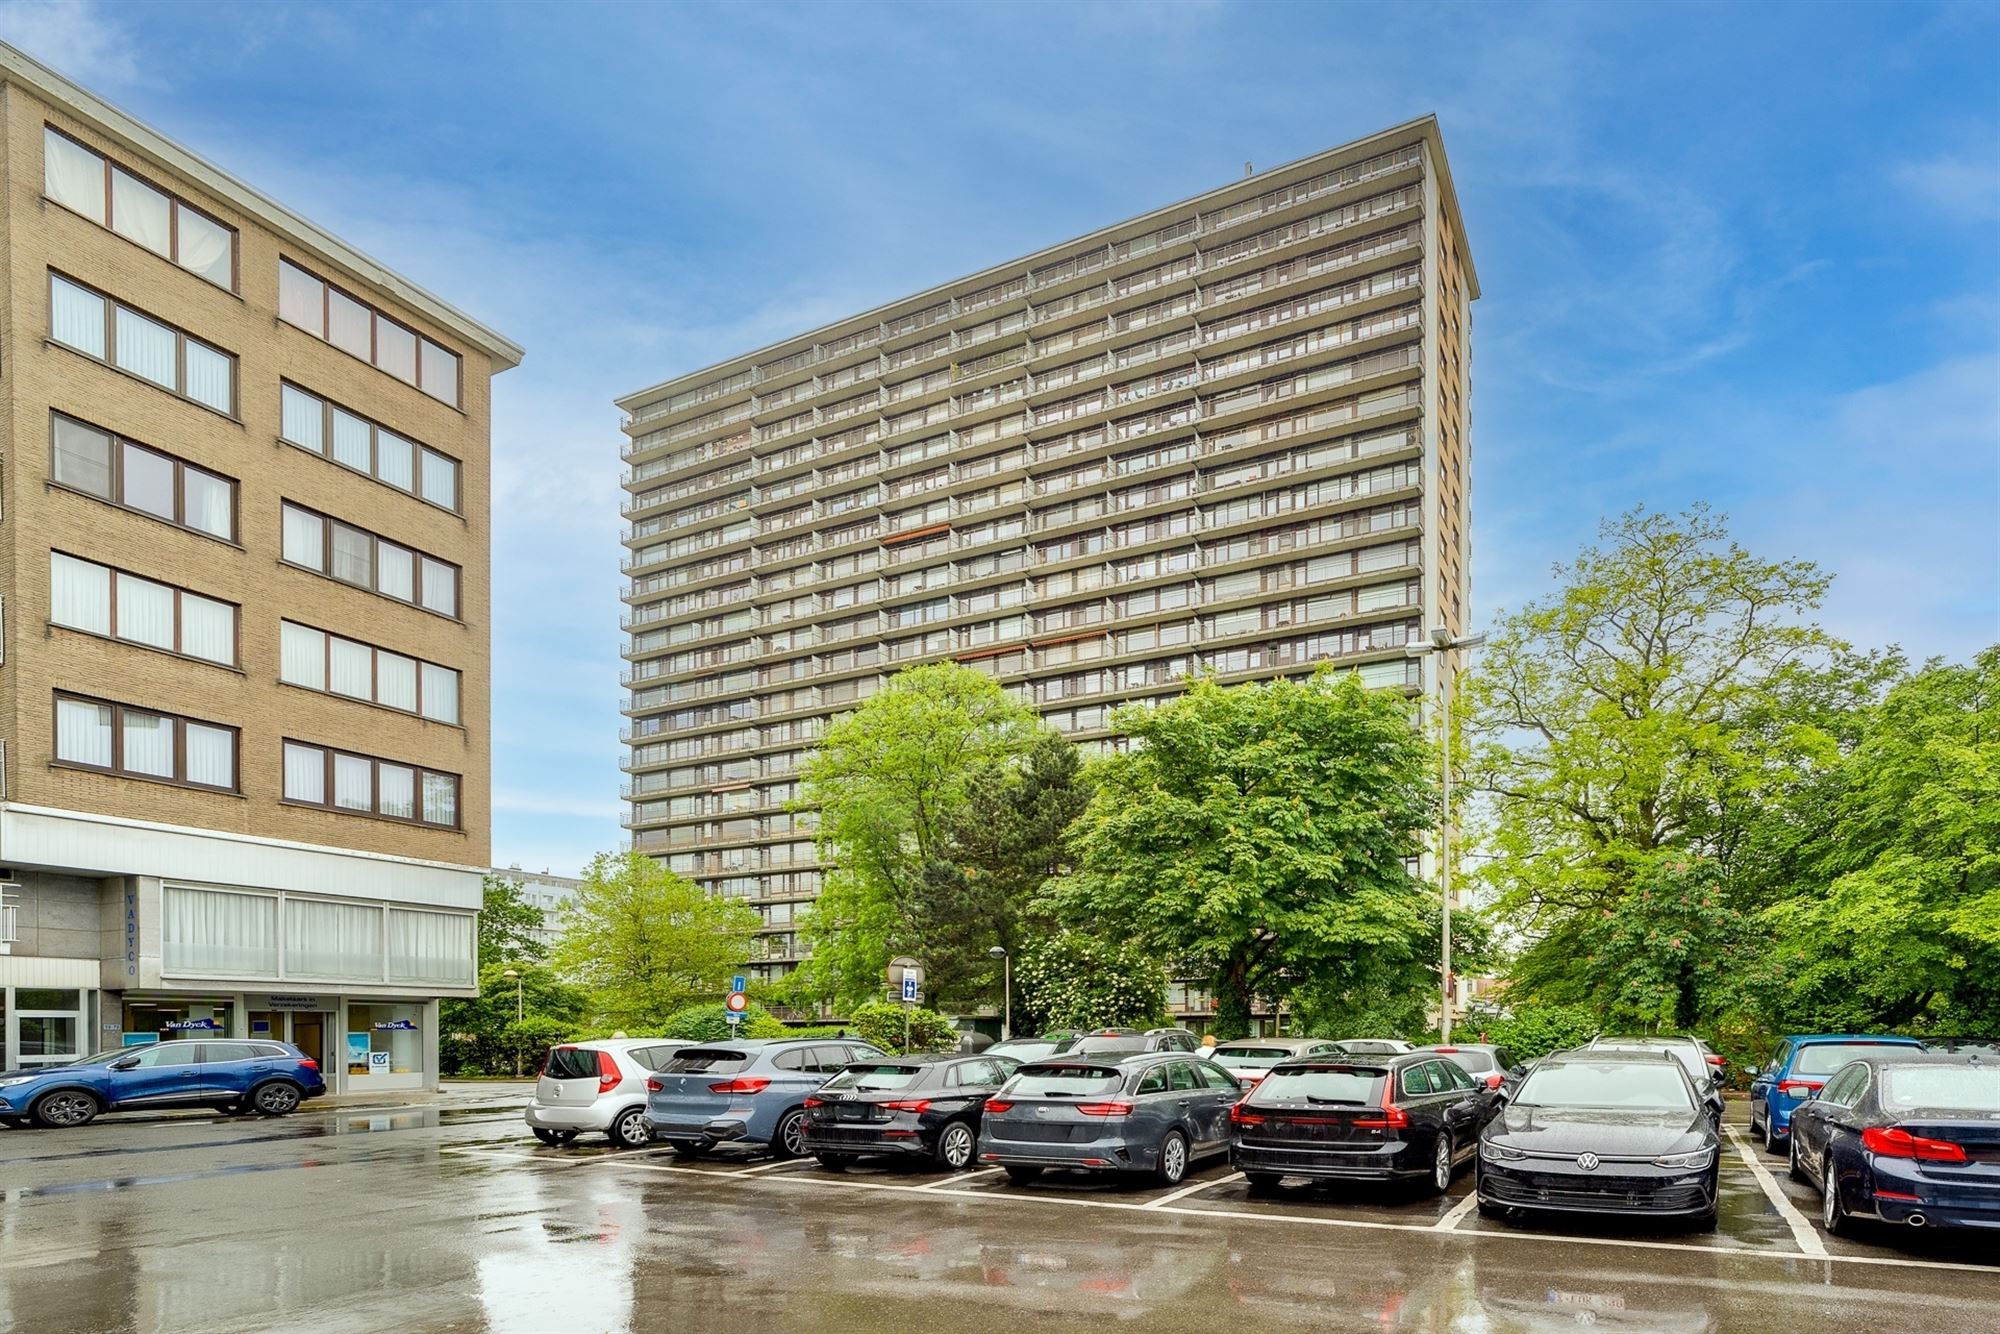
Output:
[[793, 663, 1045, 1007], [554, 851, 760, 1031], [476, 875, 549, 964], [1046, 668, 1437, 1038], [1014, 930, 1169, 1034], [439, 962, 589, 1075]]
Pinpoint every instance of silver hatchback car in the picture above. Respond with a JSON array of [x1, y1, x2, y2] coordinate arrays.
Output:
[[525, 1039, 691, 1149]]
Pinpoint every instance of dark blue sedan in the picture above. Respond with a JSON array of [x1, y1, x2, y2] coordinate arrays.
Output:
[[0, 1039, 326, 1128]]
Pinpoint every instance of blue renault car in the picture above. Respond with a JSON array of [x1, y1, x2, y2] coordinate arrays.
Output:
[[1748, 1034, 1925, 1153], [644, 1036, 888, 1158], [0, 1038, 326, 1128]]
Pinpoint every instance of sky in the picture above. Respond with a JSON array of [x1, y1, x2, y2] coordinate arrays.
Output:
[[4, 0, 1994, 878]]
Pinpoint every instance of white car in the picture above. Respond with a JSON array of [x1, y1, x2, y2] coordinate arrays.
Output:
[[525, 1039, 690, 1149]]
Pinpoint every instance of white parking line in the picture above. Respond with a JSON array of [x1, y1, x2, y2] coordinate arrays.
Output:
[[1145, 1171, 1243, 1208], [917, 1167, 1003, 1190], [438, 1147, 599, 1169], [1725, 1126, 1826, 1257], [1432, 1190, 1481, 1230], [728, 1158, 816, 1177]]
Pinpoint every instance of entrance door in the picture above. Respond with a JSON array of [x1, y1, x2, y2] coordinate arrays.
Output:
[[291, 1014, 328, 1074]]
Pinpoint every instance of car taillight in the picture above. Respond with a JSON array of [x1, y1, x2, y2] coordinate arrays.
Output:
[[881, 1099, 932, 1114], [1432, 1047, 1459, 1055], [1355, 1081, 1411, 1129], [803, 1096, 824, 1109], [1075, 1102, 1134, 1118], [708, 1077, 771, 1095], [984, 1098, 1014, 1113], [1229, 1103, 1265, 1126], [596, 1049, 622, 1095], [1777, 1080, 1823, 1097], [645, 1078, 663, 1093], [1706, 1055, 1727, 1066], [1863, 1126, 1968, 1163], [1485, 1074, 1504, 1089]]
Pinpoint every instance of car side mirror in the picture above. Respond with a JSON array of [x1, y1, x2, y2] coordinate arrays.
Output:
[[109, 1056, 140, 1071], [1509, 1064, 1528, 1077], [1745, 1065, 1761, 1079]]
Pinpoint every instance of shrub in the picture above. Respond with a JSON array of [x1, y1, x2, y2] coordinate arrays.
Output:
[[845, 1001, 959, 1054], [661, 1001, 788, 1043], [1016, 931, 1168, 1033], [1472, 1003, 1601, 1062]]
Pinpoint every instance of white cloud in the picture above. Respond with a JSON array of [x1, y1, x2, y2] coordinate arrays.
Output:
[[1894, 152, 2000, 224], [0, 0, 147, 89]]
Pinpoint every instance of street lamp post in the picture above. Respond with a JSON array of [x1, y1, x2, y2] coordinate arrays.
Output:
[[1406, 625, 1485, 1044], [502, 967, 523, 1078], [987, 945, 1011, 1040]]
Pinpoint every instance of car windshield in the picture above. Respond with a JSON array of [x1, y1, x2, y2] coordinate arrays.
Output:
[[1796, 1043, 1913, 1076], [543, 1046, 601, 1080], [1007, 1064, 1124, 1097], [823, 1064, 922, 1093], [1428, 1049, 1497, 1073], [987, 1041, 1058, 1062], [1248, 1065, 1387, 1105], [1882, 1066, 2000, 1113], [1515, 1061, 1693, 1111], [664, 1048, 751, 1074], [64, 1046, 150, 1066], [1594, 1042, 1705, 1082], [1069, 1035, 1145, 1054], [1212, 1047, 1295, 1068]]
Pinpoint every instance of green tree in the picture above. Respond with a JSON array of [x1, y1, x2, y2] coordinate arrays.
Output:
[[554, 851, 761, 1031], [1014, 930, 1169, 1033], [1470, 1003, 1601, 1062], [845, 1001, 960, 1055], [660, 1001, 789, 1042], [794, 663, 1044, 1007], [477, 875, 548, 964], [439, 962, 589, 1075], [1046, 669, 1437, 1038]]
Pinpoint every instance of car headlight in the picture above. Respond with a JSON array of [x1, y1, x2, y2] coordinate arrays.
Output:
[[1652, 1147, 1716, 1170], [0, 1076, 37, 1089], [1481, 1142, 1528, 1163]]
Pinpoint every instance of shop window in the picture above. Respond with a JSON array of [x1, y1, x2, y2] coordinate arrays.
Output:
[[347, 1003, 424, 1078]]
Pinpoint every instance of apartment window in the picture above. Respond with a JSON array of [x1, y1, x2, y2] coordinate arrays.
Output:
[[43, 127, 236, 289], [277, 259, 460, 408], [49, 273, 235, 414], [282, 741, 460, 828], [279, 383, 461, 512], [54, 693, 237, 790], [280, 621, 461, 723], [51, 552, 237, 666], [50, 413, 236, 542], [280, 503, 460, 617]]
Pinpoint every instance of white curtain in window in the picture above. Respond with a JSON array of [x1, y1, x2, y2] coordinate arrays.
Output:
[[163, 887, 276, 976], [420, 663, 459, 723], [332, 408, 372, 472], [44, 129, 105, 218], [176, 209, 233, 287], [378, 544, 414, 601], [377, 763, 415, 819], [420, 339, 459, 406], [283, 742, 325, 802], [180, 593, 235, 664], [377, 432, 414, 490], [184, 341, 232, 413], [110, 167, 172, 255], [122, 710, 175, 776], [55, 697, 112, 766], [377, 321, 417, 382], [421, 772, 458, 827], [280, 621, 326, 688], [377, 652, 417, 711], [51, 552, 111, 634], [278, 260, 323, 333], [184, 722, 235, 789], [281, 385, 324, 450], [329, 637, 373, 699], [114, 307, 176, 387], [116, 574, 175, 649], [388, 910, 474, 986], [328, 288, 372, 360], [50, 277, 106, 356], [282, 505, 324, 568], [284, 898, 382, 981], [182, 467, 233, 540], [420, 558, 457, 617], [420, 450, 457, 510], [334, 753, 373, 809], [121, 442, 175, 518]]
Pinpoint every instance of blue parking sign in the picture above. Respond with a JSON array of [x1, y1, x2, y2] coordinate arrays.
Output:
[[732, 975, 748, 994], [902, 974, 918, 1002]]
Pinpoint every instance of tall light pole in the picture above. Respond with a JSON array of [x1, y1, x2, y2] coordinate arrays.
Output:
[[502, 967, 523, 1078], [987, 945, 1011, 1040], [1406, 625, 1485, 1043]]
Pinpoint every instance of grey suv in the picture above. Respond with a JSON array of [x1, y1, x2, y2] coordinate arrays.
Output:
[[978, 1051, 1241, 1185], [645, 1037, 887, 1158]]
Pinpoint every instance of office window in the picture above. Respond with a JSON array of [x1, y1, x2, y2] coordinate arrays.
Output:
[[54, 693, 237, 790], [50, 414, 236, 542], [279, 621, 460, 723], [43, 128, 237, 289], [282, 740, 460, 828], [277, 383, 461, 511], [277, 259, 460, 407], [51, 552, 237, 665], [280, 503, 460, 616], [48, 273, 236, 413]]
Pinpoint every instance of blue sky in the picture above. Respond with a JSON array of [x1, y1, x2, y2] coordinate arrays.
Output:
[[5, 0, 1995, 877]]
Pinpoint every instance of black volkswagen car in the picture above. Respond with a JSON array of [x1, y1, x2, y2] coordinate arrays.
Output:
[[1786, 1052, 2000, 1234], [800, 1053, 1020, 1171], [1476, 1050, 1721, 1229], [1229, 1051, 1502, 1194]]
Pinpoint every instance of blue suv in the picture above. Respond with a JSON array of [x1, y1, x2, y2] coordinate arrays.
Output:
[[0, 1039, 326, 1128], [646, 1037, 887, 1158], [1747, 1034, 1925, 1153]]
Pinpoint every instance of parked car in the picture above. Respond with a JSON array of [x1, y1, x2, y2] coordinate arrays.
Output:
[[1053, 1027, 1201, 1056], [1414, 1044, 1518, 1090], [645, 1037, 888, 1158], [1330, 1038, 1415, 1056], [1476, 1049, 1721, 1229], [1926, 1037, 2000, 1058], [0, 1039, 324, 1128], [979, 1052, 1241, 1185], [1228, 1051, 1501, 1194], [1748, 1034, 1927, 1153], [987, 1038, 1064, 1064], [525, 1039, 691, 1149], [800, 1052, 1021, 1170], [1209, 1038, 1347, 1089], [1585, 1037, 1724, 1122], [1785, 1053, 2000, 1234]]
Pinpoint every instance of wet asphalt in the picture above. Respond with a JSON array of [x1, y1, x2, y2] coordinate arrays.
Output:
[[0, 1087, 1994, 1333]]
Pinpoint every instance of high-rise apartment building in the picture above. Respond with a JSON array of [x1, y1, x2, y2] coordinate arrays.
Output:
[[616, 117, 1473, 984], [0, 46, 521, 1090]]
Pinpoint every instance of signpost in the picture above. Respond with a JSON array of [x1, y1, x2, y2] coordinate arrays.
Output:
[[724, 986, 748, 1027], [887, 956, 924, 1053]]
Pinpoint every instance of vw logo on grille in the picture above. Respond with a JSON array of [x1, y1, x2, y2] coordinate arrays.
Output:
[[1575, 1152, 1601, 1171]]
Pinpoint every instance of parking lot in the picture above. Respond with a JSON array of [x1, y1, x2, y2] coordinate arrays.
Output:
[[1, 1089, 1994, 1333]]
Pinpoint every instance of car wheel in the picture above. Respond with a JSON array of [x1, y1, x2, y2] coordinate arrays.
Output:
[[669, 1141, 709, 1159], [610, 1107, 653, 1149], [252, 1082, 302, 1117], [1155, 1130, 1189, 1186], [1821, 1153, 1853, 1236], [1244, 1172, 1281, 1193], [773, 1108, 808, 1159], [1788, 1134, 1809, 1184], [532, 1127, 561, 1146], [1003, 1165, 1043, 1185], [816, 1153, 855, 1172], [32, 1090, 99, 1129], [1427, 1134, 1454, 1196], [1763, 1116, 1782, 1155]]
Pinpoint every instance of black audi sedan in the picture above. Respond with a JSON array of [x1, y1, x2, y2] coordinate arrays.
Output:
[[800, 1053, 1020, 1171], [1229, 1051, 1502, 1194], [1786, 1052, 2000, 1234], [1476, 1050, 1721, 1229]]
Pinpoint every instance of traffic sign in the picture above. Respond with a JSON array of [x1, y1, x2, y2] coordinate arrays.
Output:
[[901, 974, 919, 1003], [731, 975, 748, 994], [725, 1010, 742, 1026], [725, 991, 748, 1013]]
